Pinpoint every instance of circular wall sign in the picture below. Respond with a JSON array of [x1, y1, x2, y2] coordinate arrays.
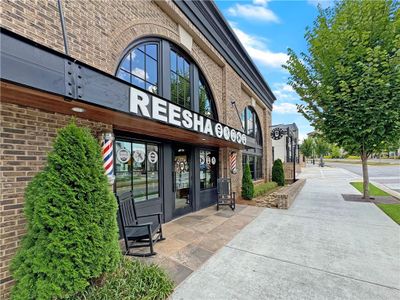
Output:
[[148, 151, 158, 164], [117, 148, 130, 163], [133, 150, 145, 163], [271, 128, 284, 140], [211, 157, 216, 165]]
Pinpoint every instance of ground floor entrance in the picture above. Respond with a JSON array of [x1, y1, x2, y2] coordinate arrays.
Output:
[[114, 132, 219, 223]]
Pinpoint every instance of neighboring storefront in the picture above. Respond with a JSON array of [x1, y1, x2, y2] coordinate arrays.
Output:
[[0, 0, 275, 296]]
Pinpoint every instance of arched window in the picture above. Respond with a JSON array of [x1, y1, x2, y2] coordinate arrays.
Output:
[[241, 106, 263, 180], [117, 41, 159, 94], [116, 38, 217, 120]]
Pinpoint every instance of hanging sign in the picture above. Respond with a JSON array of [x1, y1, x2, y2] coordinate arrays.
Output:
[[117, 148, 130, 163], [130, 87, 247, 146], [148, 151, 158, 164], [271, 128, 284, 140], [133, 150, 145, 163], [230, 151, 237, 174]]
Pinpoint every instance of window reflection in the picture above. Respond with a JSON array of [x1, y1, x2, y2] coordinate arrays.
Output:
[[170, 49, 191, 109], [200, 150, 217, 189], [117, 42, 159, 95], [115, 139, 160, 202]]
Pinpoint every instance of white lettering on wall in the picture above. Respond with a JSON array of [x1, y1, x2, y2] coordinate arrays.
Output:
[[182, 109, 193, 129], [215, 123, 223, 138], [223, 126, 230, 140], [193, 113, 204, 133], [168, 103, 182, 127], [203, 119, 214, 136], [130, 88, 150, 117], [152, 96, 168, 122]]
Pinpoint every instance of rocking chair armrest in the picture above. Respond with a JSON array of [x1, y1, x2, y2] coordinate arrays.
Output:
[[137, 212, 163, 218], [124, 223, 152, 228]]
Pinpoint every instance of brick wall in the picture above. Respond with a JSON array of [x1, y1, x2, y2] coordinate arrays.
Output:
[[0, 102, 112, 299]]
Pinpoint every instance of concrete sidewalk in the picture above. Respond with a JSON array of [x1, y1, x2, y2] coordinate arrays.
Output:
[[172, 167, 400, 300]]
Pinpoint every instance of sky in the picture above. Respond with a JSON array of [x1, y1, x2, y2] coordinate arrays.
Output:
[[214, 0, 332, 141]]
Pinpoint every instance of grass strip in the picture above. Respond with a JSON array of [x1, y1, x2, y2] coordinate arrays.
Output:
[[350, 182, 391, 197], [377, 204, 400, 224]]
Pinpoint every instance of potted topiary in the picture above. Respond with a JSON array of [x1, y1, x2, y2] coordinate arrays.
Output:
[[272, 159, 285, 186], [11, 122, 121, 300], [242, 163, 254, 200]]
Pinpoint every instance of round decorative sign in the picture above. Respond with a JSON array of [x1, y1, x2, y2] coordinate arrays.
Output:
[[148, 151, 158, 164], [200, 156, 205, 165], [117, 148, 130, 163], [133, 150, 145, 163], [179, 161, 185, 171], [211, 157, 216, 165], [271, 128, 284, 140], [206, 156, 211, 165]]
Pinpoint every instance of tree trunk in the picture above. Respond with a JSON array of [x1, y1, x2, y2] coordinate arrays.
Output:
[[361, 151, 370, 199]]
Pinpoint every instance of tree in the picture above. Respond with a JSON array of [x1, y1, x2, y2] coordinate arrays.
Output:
[[11, 122, 121, 300], [284, 0, 400, 198], [315, 137, 331, 166], [242, 163, 254, 200], [300, 137, 316, 164], [330, 145, 342, 159], [272, 159, 285, 186]]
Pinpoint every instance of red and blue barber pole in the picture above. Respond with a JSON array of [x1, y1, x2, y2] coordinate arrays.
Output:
[[230, 151, 237, 174], [101, 132, 115, 185]]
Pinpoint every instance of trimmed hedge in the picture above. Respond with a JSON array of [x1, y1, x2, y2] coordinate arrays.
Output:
[[242, 163, 254, 200], [254, 182, 278, 197], [272, 159, 285, 186], [11, 122, 121, 300]]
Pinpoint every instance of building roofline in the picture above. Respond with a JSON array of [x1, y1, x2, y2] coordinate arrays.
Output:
[[173, 0, 276, 110]]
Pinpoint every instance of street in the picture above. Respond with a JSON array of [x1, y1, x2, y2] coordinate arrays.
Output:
[[325, 161, 400, 192]]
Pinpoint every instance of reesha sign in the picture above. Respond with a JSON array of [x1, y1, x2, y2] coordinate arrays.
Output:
[[130, 87, 247, 146]]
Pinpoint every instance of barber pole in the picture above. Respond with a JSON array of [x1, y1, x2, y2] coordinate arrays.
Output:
[[101, 133, 115, 185], [230, 151, 237, 174]]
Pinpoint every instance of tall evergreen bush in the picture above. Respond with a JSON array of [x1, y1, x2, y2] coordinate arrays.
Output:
[[242, 163, 254, 200], [272, 159, 285, 186], [11, 122, 121, 300]]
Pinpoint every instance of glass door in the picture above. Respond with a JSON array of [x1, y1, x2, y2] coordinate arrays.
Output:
[[173, 145, 192, 217]]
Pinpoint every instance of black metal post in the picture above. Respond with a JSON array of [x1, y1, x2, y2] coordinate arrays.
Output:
[[293, 138, 296, 182]]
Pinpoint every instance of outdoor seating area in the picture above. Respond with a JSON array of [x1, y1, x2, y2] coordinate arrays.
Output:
[[133, 204, 264, 285]]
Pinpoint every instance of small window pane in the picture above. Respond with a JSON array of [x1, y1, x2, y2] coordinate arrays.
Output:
[[131, 76, 145, 89], [178, 55, 184, 75], [146, 56, 158, 85], [132, 143, 146, 171], [183, 59, 190, 77], [131, 49, 145, 79], [146, 44, 157, 60], [171, 72, 178, 102], [117, 70, 130, 83], [120, 54, 131, 72], [147, 172, 159, 199], [170, 50, 177, 72]]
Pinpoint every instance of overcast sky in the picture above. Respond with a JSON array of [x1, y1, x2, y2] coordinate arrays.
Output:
[[215, 0, 332, 140]]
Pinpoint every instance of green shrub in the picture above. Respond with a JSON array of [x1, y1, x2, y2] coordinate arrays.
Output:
[[254, 182, 278, 197], [272, 159, 285, 186], [242, 163, 254, 200], [11, 122, 121, 300], [68, 257, 174, 300]]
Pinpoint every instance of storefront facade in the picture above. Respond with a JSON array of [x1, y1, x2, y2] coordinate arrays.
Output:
[[0, 0, 275, 296]]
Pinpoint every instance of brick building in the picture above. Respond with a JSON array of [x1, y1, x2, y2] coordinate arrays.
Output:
[[0, 1, 275, 297]]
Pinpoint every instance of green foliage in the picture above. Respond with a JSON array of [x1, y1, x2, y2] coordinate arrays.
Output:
[[330, 145, 342, 158], [377, 204, 400, 224], [350, 182, 391, 197], [314, 138, 331, 158], [272, 159, 285, 186], [11, 122, 121, 300], [242, 163, 254, 200], [300, 137, 315, 158], [284, 0, 400, 196], [254, 181, 278, 197], [68, 257, 174, 300]]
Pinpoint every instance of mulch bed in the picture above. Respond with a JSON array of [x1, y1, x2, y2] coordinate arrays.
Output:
[[342, 194, 400, 204]]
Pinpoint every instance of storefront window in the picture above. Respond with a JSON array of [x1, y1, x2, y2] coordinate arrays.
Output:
[[242, 154, 262, 180], [117, 42, 159, 94], [200, 150, 217, 189], [115, 139, 159, 202]]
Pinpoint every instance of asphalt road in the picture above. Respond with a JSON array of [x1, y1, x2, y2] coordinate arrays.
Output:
[[325, 162, 400, 192]]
